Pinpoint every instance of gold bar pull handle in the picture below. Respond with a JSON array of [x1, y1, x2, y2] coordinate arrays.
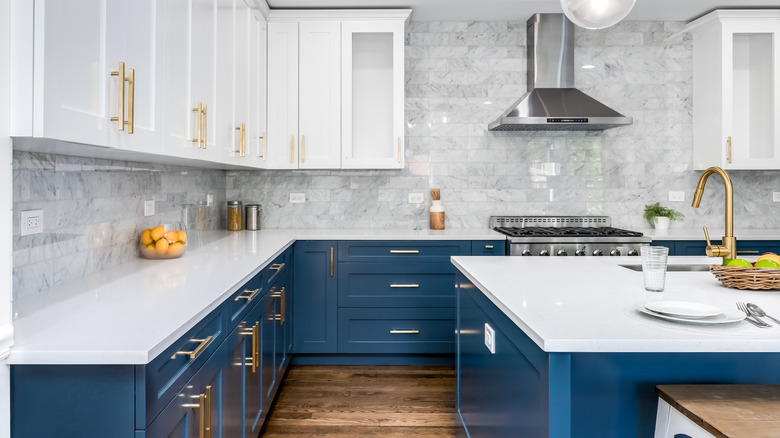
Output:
[[390, 329, 419, 334], [202, 104, 208, 149], [192, 103, 203, 148], [110, 62, 126, 131], [171, 335, 213, 360], [485, 245, 494, 249], [251, 322, 259, 373], [727, 136, 732, 164], [270, 263, 285, 271], [398, 136, 401, 163], [236, 122, 246, 157], [302, 135, 305, 163], [390, 284, 419, 288], [280, 287, 285, 325], [330, 247, 334, 278], [127, 67, 135, 134], [737, 250, 759, 254], [204, 385, 212, 438], [290, 136, 295, 163], [257, 132, 266, 159], [235, 288, 259, 302], [390, 250, 419, 254]]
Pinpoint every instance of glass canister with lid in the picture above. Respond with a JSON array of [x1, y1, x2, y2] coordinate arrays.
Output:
[[227, 201, 242, 231]]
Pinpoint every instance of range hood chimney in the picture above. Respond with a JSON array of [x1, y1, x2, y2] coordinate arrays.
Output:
[[488, 14, 632, 131]]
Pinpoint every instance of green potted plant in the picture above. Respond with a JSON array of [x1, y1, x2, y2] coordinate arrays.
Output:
[[643, 202, 684, 229]]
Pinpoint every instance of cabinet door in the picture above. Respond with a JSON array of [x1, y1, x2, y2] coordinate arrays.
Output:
[[260, 293, 276, 406], [145, 344, 224, 438], [341, 20, 405, 169], [293, 241, 338, 353], [267, 21, 299, 169], [212, 0, 237, 164], [223, 299, 262, 438], [244, 9, 269, 168], [298, 21, 341, 169]]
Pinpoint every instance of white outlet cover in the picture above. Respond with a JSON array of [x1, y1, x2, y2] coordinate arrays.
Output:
[[484, 323, 496, 354], [144, 200, 155, 217], [408, 193, 424, 204], [668, 191, 685, 202], [21, 209, 43, 236], [290, 193, 305, 203], [774, 192, 780, 203]]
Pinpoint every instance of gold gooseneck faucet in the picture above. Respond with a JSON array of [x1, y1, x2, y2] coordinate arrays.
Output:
[[691, 166, 736, 260]]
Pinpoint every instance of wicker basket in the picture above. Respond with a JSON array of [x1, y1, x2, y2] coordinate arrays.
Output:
[[710, 265, 780, 290]]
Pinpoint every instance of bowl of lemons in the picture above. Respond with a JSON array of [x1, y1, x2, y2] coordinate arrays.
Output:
[[140, 223, 187, 259]]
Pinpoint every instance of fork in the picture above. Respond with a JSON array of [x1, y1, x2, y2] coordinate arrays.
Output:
[[736, 302, 771, 328]]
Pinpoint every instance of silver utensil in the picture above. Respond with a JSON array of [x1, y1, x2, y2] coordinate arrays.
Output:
[[747, 303, 780, 325], [736, 302, 771, 328]]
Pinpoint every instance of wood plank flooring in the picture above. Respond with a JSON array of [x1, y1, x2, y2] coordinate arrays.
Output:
[[261, 365, 458, 437]]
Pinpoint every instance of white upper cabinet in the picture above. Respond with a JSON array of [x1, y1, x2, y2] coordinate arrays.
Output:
[[267, 10, 410, 170], [12, 0, 163, 154], [687, 10, 780, 170], [341, 19, 406, 169]]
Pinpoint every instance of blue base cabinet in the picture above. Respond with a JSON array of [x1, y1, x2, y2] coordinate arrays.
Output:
[[456, 271, 780, 438], [292, 241, 338, 353]]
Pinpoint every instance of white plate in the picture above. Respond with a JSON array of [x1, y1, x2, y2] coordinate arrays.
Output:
[[634, 303, 745, 325], [644, 300, 722, 319]]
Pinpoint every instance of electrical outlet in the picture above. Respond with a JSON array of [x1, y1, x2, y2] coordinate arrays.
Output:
[[668, 191, 685, 202], [289, 193, 306, 204], [207, 194, 214, 206], [408, 193, 424, 204], [774, 192, 780, 202], [21, 210, 43, 236], [484, 323, 496, 354], [144, 200, 155, 217]]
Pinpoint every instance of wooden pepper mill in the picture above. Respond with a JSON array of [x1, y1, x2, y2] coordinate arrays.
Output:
[[429, 188, 445, 230]]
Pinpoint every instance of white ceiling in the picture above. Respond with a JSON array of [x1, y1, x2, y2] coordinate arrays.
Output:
[[266, 0, 780, 22]]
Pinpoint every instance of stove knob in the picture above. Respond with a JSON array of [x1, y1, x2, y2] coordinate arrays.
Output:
[[557, 249, 568, 256], [610, 249, 621, 257], [521, 250, 532, 256], [575, 249, 586, 256], [627, 249, 639, 256], [539, 249, 550, 256], [592, 249, 604, 256]]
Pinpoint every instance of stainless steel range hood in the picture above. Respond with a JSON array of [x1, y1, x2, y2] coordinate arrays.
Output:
[[488, 14, 632, 131]]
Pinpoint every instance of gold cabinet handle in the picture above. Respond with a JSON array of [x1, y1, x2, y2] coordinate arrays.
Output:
[[235, 122, 246, 157], [727, 136, 732, 164], [182, 385, 211, 438], [302, 135, 305, 163], [390, 329, 419, 334], [127, 67, 135, 134], [737, 250, 759, 254], [485, 245, 494, 249], [110, 62, 126, 131], [398, 136, 401, 163], [204, 385, 212, 438], [235, 288, 259, 302], [270, 263, 285, 271], [257, 132, 266, 159], [202, 104, 208, 149], [251, 322, 259, 373], [171, 335, 213, 360], [390, 284, 419, 288], [281, 287, 285, 325], [330, 247, 334, 278], [390, 250, 419, 254], [192, 103, 203, 148], [290, 135, 295, 163]]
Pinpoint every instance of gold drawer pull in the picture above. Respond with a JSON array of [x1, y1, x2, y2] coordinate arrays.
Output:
[[270, 263, 285, 271], [390, 329, 419, 334], [252, 322, 259, 373], [390, 250, 419, 254], [390, 284, 419, 288], [172, 335, 213, 360], [737, 250, 759, 254], [235, 288, 260, 302], [485, 245, 494, 249]]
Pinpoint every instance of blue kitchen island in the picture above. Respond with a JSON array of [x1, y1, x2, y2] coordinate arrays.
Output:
[[453, 256, 780, 438]]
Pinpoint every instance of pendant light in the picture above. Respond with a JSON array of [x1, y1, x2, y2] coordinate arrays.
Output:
[[559, 0, 636, 30]]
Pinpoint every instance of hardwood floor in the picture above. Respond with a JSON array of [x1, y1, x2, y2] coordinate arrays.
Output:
[[261, 365, 458, 437]]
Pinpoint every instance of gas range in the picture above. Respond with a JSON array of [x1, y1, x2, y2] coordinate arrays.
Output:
[[491, 216, 651, 256]]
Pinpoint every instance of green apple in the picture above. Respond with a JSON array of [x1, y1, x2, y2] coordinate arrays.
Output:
[[754, 259, 780, 269], [723, 258, 752, 267]]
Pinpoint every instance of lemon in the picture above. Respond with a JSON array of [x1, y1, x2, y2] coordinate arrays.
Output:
[[155, 238, 169, 254], [169, 242, 184, 255], [754, 259, 780, 269], [141, 228, 153, 245], [178, 230, 187, 244], [164, 230, 179, 244], [151, 225, 165, 241], [724, 258, 752, 267]]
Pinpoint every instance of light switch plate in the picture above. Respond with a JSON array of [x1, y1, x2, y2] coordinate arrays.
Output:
[[290, 193, 305, 203], [144, 200, 155, 217], [774, 192, 780, 203], [668, 191, 685, 202], [484, 323, 496, 354], [21, 210, 43, 236]]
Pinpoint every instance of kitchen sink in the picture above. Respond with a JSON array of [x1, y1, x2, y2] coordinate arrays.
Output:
[[619, 264, 711, 272]]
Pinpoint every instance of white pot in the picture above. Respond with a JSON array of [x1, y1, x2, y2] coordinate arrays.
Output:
[[653, 217, 670, 230]]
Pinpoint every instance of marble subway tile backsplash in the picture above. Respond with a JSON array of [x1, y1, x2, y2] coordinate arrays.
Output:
[[12, 152, 225, 299]]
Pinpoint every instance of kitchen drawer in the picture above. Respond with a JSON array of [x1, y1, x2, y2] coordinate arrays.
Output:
[[138, 308, 225, 428], [471, 240, 506, 256], [337, 308, 455, 354], [338, 240, 470, 262], [223, 272, 264, 328], [338, 262, 456, 307], [263, 250, 290, 286]]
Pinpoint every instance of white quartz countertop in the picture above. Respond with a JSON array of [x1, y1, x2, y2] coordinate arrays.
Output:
[[452, 255, 780, 353], [10, 228, 504, 365], [641, 228, 780, 241]]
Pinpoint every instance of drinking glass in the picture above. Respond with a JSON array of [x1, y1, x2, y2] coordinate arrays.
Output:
[[641, 245, 669, 292], [411, 205, 425, 230]]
